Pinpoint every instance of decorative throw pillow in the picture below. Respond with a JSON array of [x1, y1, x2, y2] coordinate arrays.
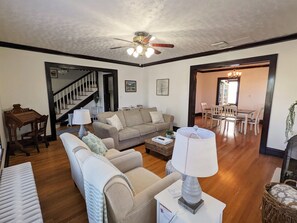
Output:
[[106, 114, 124, 131], [150, 111, 164, 124], [270, 183, 297, 209], [82, 132, 108, 156]]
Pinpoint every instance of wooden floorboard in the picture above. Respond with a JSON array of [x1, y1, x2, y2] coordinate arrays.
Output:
[[8, 117, 282, 223]]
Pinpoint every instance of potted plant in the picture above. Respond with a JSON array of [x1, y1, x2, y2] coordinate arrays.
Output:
[[285, 100, 297, 141], [165, 129, 174, 139]]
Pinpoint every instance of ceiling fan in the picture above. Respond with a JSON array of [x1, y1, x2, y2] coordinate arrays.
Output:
[[110, 31, 174, 58]]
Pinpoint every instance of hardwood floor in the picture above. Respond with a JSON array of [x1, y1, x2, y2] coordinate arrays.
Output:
[[8, 118, 282, 223]]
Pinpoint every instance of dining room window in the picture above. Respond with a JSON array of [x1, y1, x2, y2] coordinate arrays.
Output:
[[216, 77, 240, 106]]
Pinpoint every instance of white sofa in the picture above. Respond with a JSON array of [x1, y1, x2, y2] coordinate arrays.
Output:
[[74, 144, 181, 223], [60, 133, 139, 198]]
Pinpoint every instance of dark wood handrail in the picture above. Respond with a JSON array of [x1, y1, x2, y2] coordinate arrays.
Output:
[[53, 71, 94, 96]]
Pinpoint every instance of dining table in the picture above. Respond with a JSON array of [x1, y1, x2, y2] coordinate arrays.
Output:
[[237, 109, 256, 135]]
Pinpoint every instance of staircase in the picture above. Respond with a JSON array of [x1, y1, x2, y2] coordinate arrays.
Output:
[[54, 71, 98, 121]]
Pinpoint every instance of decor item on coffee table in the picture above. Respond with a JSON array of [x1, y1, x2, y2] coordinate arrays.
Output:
[[165, 129, 174, 139], [171, 126, 218, 214], [145, 137, 174, 160], [72, 108, 91, 138]]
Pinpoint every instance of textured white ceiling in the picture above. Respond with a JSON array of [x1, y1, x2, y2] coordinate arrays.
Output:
[[0, 0, 297, 64]]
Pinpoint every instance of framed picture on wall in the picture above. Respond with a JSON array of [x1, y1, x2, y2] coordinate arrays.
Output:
[[50, 69, 58, 78], [156, 79, 169, 96], [125, 80, 137, 92]]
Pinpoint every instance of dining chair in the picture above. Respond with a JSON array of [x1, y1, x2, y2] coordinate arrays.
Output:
[[223, 105, 242, 133], [201, 102, 209, 122], [247, 107, 264, 135], [210, 105, 225, 129], [21, 115, 49, 152]]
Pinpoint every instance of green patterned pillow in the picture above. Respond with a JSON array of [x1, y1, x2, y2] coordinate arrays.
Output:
[[82, 132, 108, 156]]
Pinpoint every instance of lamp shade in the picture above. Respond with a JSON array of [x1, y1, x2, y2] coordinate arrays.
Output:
[[171, 127, 218, 177], [72, 109, 91, 125]]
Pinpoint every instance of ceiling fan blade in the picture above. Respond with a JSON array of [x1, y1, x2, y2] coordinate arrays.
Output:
[[153, 48, 162, 55], [113, 38, 133, 43], [151, 43, 174, 48], [110, 46, 127, 50], [142, 35, 152, 44]]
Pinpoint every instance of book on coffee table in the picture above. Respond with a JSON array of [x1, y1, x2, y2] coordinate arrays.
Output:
[[152, 136, 173, 145]]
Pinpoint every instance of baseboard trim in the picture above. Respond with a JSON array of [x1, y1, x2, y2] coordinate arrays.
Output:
[[265, 147, 284, 158]]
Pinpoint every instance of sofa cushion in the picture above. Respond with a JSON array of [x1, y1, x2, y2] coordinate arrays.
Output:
[[98, 111, 126, 127], [148, 122, 170, 131], [118, 127, 140, 141], [125, 167, 161, 194], [82, 132, 108, 156], [131, 124, 157, 136], [150, 111, 165, 124], [140, 107, 157, 123], [105, 149, 121, 159], [123, 109, 144, 127], [106, 114, 124, 131]]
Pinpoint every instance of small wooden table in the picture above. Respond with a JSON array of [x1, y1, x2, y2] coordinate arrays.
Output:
[[144, 137, 175, 160]]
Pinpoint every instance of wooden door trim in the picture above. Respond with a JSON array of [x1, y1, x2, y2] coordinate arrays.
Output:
[[188, 54, 278, 156]]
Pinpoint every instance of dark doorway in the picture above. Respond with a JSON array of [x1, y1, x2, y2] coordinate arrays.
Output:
[[103, 74, 115, 112], [45, 62, 118, 140], [188, 54, 279, 156]]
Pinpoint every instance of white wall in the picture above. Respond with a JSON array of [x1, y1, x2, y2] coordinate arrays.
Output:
[[0, 47, 147, 136], [195, 67, 269, 115], [51, 70, 88, 93], [144, 39, 297, 151], [2, 39, 297, 151]]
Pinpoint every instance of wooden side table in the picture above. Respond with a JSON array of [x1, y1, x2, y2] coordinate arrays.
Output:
[[144, 137, 174, 161], [154, 180, 226, 223]]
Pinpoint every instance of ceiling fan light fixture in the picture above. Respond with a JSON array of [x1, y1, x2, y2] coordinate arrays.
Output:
[[145, 51, 152, 58], [127, 48, 134, 55], [147, 47, 154, 55], [133, 51, 139, 58], [136, 45, 143, 54]]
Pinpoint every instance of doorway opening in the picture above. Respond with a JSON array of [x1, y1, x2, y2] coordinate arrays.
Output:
[[188, 54, 279, 156], [216, 77, 240, 106], [45, 62, 118, 140]]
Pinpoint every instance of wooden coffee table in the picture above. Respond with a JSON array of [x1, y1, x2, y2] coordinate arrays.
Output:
[[144, 137, 175, 161]]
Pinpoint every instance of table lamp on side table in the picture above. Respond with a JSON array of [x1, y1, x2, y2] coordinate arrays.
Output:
[[72, 109, 91, 138], [171, 126, 218, 214]]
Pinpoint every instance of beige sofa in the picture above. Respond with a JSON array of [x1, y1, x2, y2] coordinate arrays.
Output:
[[93, 107, 174, 150], [60, 133, 138, 198], [75, 146, 181, 223]]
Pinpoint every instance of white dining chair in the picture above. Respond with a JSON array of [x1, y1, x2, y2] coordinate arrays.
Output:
[[223, 105, 242, 133], [210, 105, 225, 129], [201, 102, 209, 122], [248, 107, 264, 135]]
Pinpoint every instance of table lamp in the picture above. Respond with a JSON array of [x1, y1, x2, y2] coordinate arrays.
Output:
[[72, 109, 91, 138], [171, 126, 218, 214]]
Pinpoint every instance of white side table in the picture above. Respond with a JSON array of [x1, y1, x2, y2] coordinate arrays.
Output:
[[154, 180, 226, 223]]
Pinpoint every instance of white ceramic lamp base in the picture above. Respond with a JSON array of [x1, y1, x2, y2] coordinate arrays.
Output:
[[78, 125, 87, 138], [179, 175, 204, 214]]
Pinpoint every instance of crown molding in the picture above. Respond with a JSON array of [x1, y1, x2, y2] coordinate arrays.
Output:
[[1, 32, 297, 68]]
